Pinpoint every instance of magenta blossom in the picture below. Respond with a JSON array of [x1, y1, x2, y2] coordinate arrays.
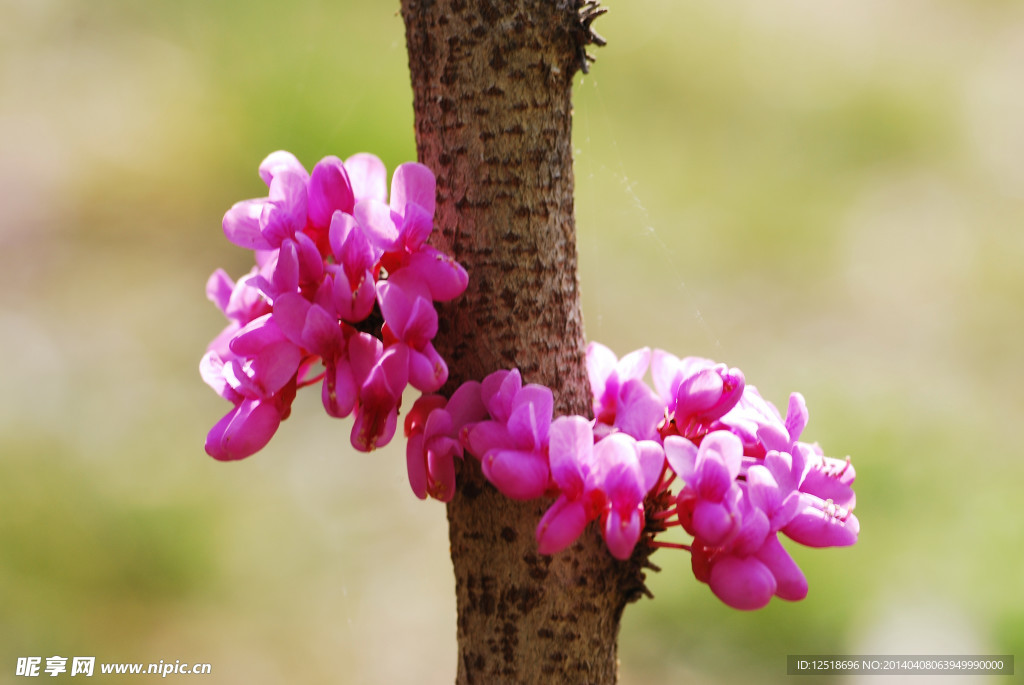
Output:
[[354, 162, 468, 302], [717, 386, 796, 457], [586, 342, 663, 441], [405, 382, 487, 502], [326, 211, 378, 323], [223, 151, 355, 251], [200, 317, 301, 463], [665, 431, 744, 547], [202, 150, 470, 460], [537, 416, 664, 560], [694, 531, 809, 611], [349, 333, 404, 452], [651, 350, 744, 441], [463, 369, 554, 500], [378, 270, 448, 393]]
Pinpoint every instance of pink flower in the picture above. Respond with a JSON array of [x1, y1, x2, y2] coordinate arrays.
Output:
[[463, 369, 554, 500], [203, 151, 472, 461], [665, 432, 744, 547], [586, 342, 663, 441], [696, 532, 809, 610], [717, 387, 808, 458], [204, 393, 291, 462], [354, 162, 468, 302], [349, 333, 405, 452], [272, 292, 356, 419], [223, 151, 355, 250], [200, 314, 302, 461], [405, 383, 487, 502], [783, 490, 859, 549], [326, 211, 378, 323], [652, 350, 744, 440], [203, 267, 270, 359], [377, 270, 448, 393], [538, 416, 664, 559]]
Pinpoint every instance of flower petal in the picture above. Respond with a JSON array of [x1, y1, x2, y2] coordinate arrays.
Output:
[[536, 496, 588, 555], [427, 447, 458, 502], [444, 381, 486, 429], [322, 360, 356, 418], [223, 199, 272, 250], [650, 349, 682, 403], [636, 440, 666, 493], [390, 162, 436, 217], [406, 433, 428, 499], [206, 269, 235, 313], [547, 416, 591, 496], [345, 153, 388, 203], [206, 398, 281, 461], [308, 155, 355, 227], [663, 435, 699, 481], [602, 507, 642, 560], [408, 344, 447, 393], [404, 249, 469, 301], [259, 150, 308, 186], [783, 494, 859, 548], [756, 534, 808, 601], [616, 347, 651, 381], [260, 170, 308, 245], [354, 199, 400, 251], [708, 555, 776, 610], [692, 500, 739, 547], [482, 449, 549, 500]]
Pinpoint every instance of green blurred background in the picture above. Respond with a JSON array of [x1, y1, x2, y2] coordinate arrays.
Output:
[[2, 0, 1021, 683]]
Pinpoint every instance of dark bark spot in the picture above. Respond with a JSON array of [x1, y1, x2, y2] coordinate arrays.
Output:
[[500, 621, 518, 665], [461, 477, 483, 500], [479, 0, 501, 23], [490, 45, 506, 71], [478, 583, 496, 616], [500, 526, 517, 542]]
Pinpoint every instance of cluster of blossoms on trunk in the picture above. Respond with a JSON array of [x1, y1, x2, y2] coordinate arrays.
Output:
[[411, 345, 859, 610], [202, 151, 859, 611], [201, 151, 467, 458]]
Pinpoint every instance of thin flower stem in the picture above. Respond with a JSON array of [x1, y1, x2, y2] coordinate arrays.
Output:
[[648, 540, 691, 552], [297, 371, 326, 388], [649, 506, 679, 521]]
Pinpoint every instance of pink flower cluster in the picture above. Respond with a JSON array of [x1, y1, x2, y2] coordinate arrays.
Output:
[[202, 151, 859, 611], [407, 344, 859, 610], [201, 151, 467, 459]]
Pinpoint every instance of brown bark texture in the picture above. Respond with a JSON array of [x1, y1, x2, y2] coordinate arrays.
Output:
[[400, 2, 643, 683]]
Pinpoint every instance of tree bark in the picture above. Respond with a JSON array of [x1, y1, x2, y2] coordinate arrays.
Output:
[[400, 2, 642, 683]]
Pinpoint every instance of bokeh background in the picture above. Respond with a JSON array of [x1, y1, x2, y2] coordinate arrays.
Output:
[[2, 0, 1021, 683]]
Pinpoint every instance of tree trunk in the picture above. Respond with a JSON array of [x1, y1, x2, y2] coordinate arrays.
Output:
[[400, 2, 642, 683]]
